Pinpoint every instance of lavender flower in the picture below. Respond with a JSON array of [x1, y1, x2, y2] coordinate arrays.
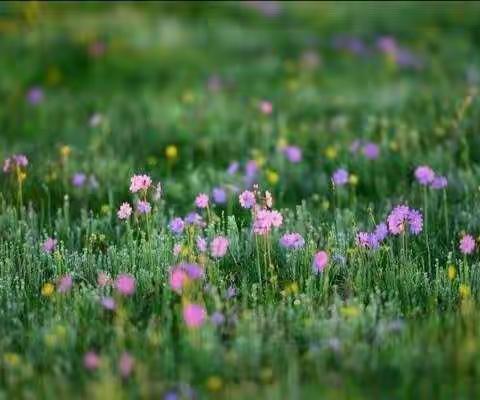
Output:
[[279, 232, 305, 249], [212, 187, 227, 204], [332, 169, 349, 186], [282, 145, 302, 163], [169, 218, 185, 235], [414, 166, 435, 185], [72, 173, 87, 187]]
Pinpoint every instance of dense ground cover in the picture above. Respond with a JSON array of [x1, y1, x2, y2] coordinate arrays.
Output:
[[2, 2, 480, 399]]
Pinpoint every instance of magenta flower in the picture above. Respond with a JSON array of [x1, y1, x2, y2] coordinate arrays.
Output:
[[42, 237, 57, 254], [239, 190, 256, 209], [119, 352, 134, 378], [183, 303, 206, 328], [253, 209, 283, 235], [169, 267, 189, 294], [431, 175, 448, 189], [279, 232, 305, 249], [129, 174, 152, 193], [460, 234, 476, 255], [313, 251, 328, 273], [83, 351, 101, 371], [362, 143, 380, 160], [114, 274, 136, 296], [387, 205, 423, 235], [57, 274, 73, 293], [101, 296, 116, 311], [212, 187, 227, 204], [196, 236, 207, 253], [282, 145, 302, 163], [332, 169, 349, 186], [72, 173, 87, 187], [136, 200, 151, 214], [210, 236, 229, 258], [259, 100, 273, 115], [195, 193, 209, 209], [169, 217, 185, 235], [117, 202, 132, 220], [414, 166, 435, 186], [3, 154, 28, 173]]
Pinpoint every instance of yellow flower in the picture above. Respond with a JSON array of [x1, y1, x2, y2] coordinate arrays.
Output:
[[325, 146, 338, 160], [447, 265, 456, 280], [206, 376, 223, 392], [266, 169, 279, 185], [165, 145, 178, 160], [3, 352, 21, 367], [60, 145, 72, 159], [349, 174, 359, 185], [340, 305, 360, 318], [18, 171, 27, 182], [277, 138, 288, 149], [389, 141, 399, 151], [41, 282, 55, 297], [459, 284, 471, 299], [321, 199, 330, 210]]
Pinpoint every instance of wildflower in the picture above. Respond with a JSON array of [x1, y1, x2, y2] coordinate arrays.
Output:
[[349, 174, 359, 185], [374, 223, 389, 242], [3, 353, 21, 368], [42, 237, 57, 254], [136, 200, 151, 214], [266, 169, 279, 185], [173, 243, 182, 256], [117, 202, 132, 220], [447, 265, 456, 280], [153, 182, 162, 201], [362, 142, 380, 160], [72, 173, 87, 187], [282, 145, 302, 163], [210, 236, 229, 258], [227, 161, 239, 175], [41, 282, 55, 297], [259, 100, 273, 115], [459, 284, 471, 299], [59, 145, 71, 159], [313, 251, 328, 273], [3, 154, 29, 173], [332, 169, 349, 186], [414, 166, 435, 185], [431, 175, 448, 189], [114, 274, 136, 296], [226, 286, 237, 299], [387, 205, 423, 235], [57, 274, 73, 293], [183, 303, 207, 328], [212, 187, 227, 204], [185, 212, 204, 227], [356, 232, 374, 248], [119, 352, 134, 378], [279, 232, 305, 249], [101, 296, 116, 311], [325, 146, 338, 160], [206, 375, 223, 392], [459, 234, 475, 255], [165, 145, 178, 160], [211, 311, 225, 326], [245, 160, 258, 178], [169, 268, 189, 294], [196, 236, 207, 253], [169, 217, 185, 234], [83, 351, 101, 370], [129, 174, 152, 193], [97, 272, 111, 287], [253, 209, 282, 235], [239, 190, 256, 208], [26, 86, 44, 105], [265, 190, 273, 208], [89, 113, 103, 127], [195, 193, 209, 208]]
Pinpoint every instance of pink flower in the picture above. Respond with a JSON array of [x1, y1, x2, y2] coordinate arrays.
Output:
[[83, 351, 101, 370], [101, 296, 116, 311], [97, 272, 111, 287], [119, 352, 134, 378], [117, 202, 132, 220], [42, 237, 57, 254], [210, 236, 229, 258], [129, 174, 152, 193], [195, 193, 209, 208], [239, 190, 256, 209], [460, 234, 476, 255], [183, 303, 206, 328], [414, 166, 435, 186], [259, 100, 273, 115], [196, 236, 207, 253], [269, 210, 283, 227], [173, 243, 182, 256], [313, 251, 328, 273], [169, 267, 189, 293], [136, 200, 151, 214], [114, 274, 136, 296], [57, 274, 73, 293]]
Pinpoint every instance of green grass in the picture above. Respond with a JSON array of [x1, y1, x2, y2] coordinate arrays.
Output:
[[1, 2, 480, 399]]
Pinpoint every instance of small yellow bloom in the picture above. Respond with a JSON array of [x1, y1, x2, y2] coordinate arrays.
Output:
[[459, 284, 471, 299], [60, 145, 71, 159], [165, 145, 178, 160], [266, 169, 279, 185], [389, 141, 399, 151], [325, 146, 338, 160], [447, 265, 456, 280], [206, 376, 223, 392], [349, 174, 359, 185], [41, 282, 55, 297], [18, 172, 27, 182], [321, 200, 330, 210], [277, 138, 288, 149], [340, 305, 360, 318], [3, 352, 21, 367]]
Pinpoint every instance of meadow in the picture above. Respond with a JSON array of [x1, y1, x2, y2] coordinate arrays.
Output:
[[2, 2, 480, 399]]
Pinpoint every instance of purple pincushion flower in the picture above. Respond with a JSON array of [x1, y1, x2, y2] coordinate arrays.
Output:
[[460, 235, 476, 255], [239, 190, 256, 209], [72, 173, 87, 187], [42, 237, 57, 254], [26, 87, 44, 105], [227, 161, 239, 175], [212, 187, 227, 204], [332, 169, 349, 186], [279, 232, 305, 249], [387, 205, 423, 235], [211, 311, 225, 326], [136, 200, 151, 214], [431, 175, 448, 189], [169, 218, 185, 235], [185, 212, 204, 227], [414, 166, 435, 186], [362, 143, 380, 160], [210, 236, 229, 258], [194, 193, 209, 209], [282, 145, 302, 163]]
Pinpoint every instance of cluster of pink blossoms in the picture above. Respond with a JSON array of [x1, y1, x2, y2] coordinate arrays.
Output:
[[253, 208, 283, 235], [414, 165, 447, 189], [459, 234, 476, 255], [118, 174, 160, 220], [387, 205, 423, 235], [169, 263, 204, 294], [3, 154, 28, 173], [129, 174, 152, 193]]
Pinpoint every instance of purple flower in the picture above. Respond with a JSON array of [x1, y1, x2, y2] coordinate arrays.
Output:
[[3, 154, 28, 173], [362, 143, 380, 160], [180, 263, 205, 280], [57, 274, 73, 293], [210, 236, 229, 258], [245, 160, 258, 178], [377, 36, 398, 54], [279, 232, 305, 249], [407, 209, 423, 235], [169, 218, 185, 235], [211, 311, 225, 326], [227, 161, 239, 175], [212, 187, 227, 204], [387, 205, 423, 235], [239, 190, 256, 209], [26, 87, 44, 105], [332, 169, 349, 186], [101, 296, 116, 311], [282, 145, 302, 163], [185, 212, 204, 227], [119, 352, 134, 378], [225, 286, 237, 299], [72, 173, 87, 187], [460, 235, 476, 255], [374, 223, 388, 242], [136, 200, 151, 214], [414, 166, 435, 185], [114, 274, 136, 296], [313, 251, 328, 273], [42, 237, 57, 254], [195, 193, 209, 209], [431, 175, 448, 190], [196, 236, 207, 253]]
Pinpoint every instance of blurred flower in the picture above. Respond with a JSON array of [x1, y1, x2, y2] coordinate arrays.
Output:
[[313, 251, 328, 273], [387, 205, 423, 235], [185, 212, 204, 227], [97, 272, 111, 287], [212, 187, 227, 204], [60, 145, 71, 159], [325, 146, 338, 160], [239, 190, 256, 208], [41, 282, 55, 297], [72, 173, 87, 187], [173, 243, 182, 256], [332, 169, 349, 186], [195, 193, 209, 208], [119, 352, 134, 378], [166, 145, 178, 160], [169, 217, 185, 235], [89, 113, 103, 127], [459, 234, 475, 255], [57, 274, 73, 293], [282, 145, 302, 163], [431, 175, 448, 189], [210, 236, 229, 258], [227, 161, 239, 175], [196, 236, 207, 253], [459, 284, 471, 299], [245, 160, 258, 178], [26, 86, 44, 105], [414, 166, 435, 185], [114, 274, 136, 296], [42, 237, 57, 254], [206, 375, 223, 392], [211, 311, 225, 326], [153, 182, 162, 201], [266, 169, 279, 185], [83, 351, 101, 370], [117, 202, 132, 220], [447, 265, 457, 280], [169, 267, 189, 294], [183, 303, 206, 328], [259, 100, 273, 115], [279, 232, 305, 249], [226, 286, 237, 299], [101, 296, 116, 311], [3, 154, 28, 173], [129, 174, 152, 193], [362, 142, 380, 160], [136, 200, 151, 214]]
